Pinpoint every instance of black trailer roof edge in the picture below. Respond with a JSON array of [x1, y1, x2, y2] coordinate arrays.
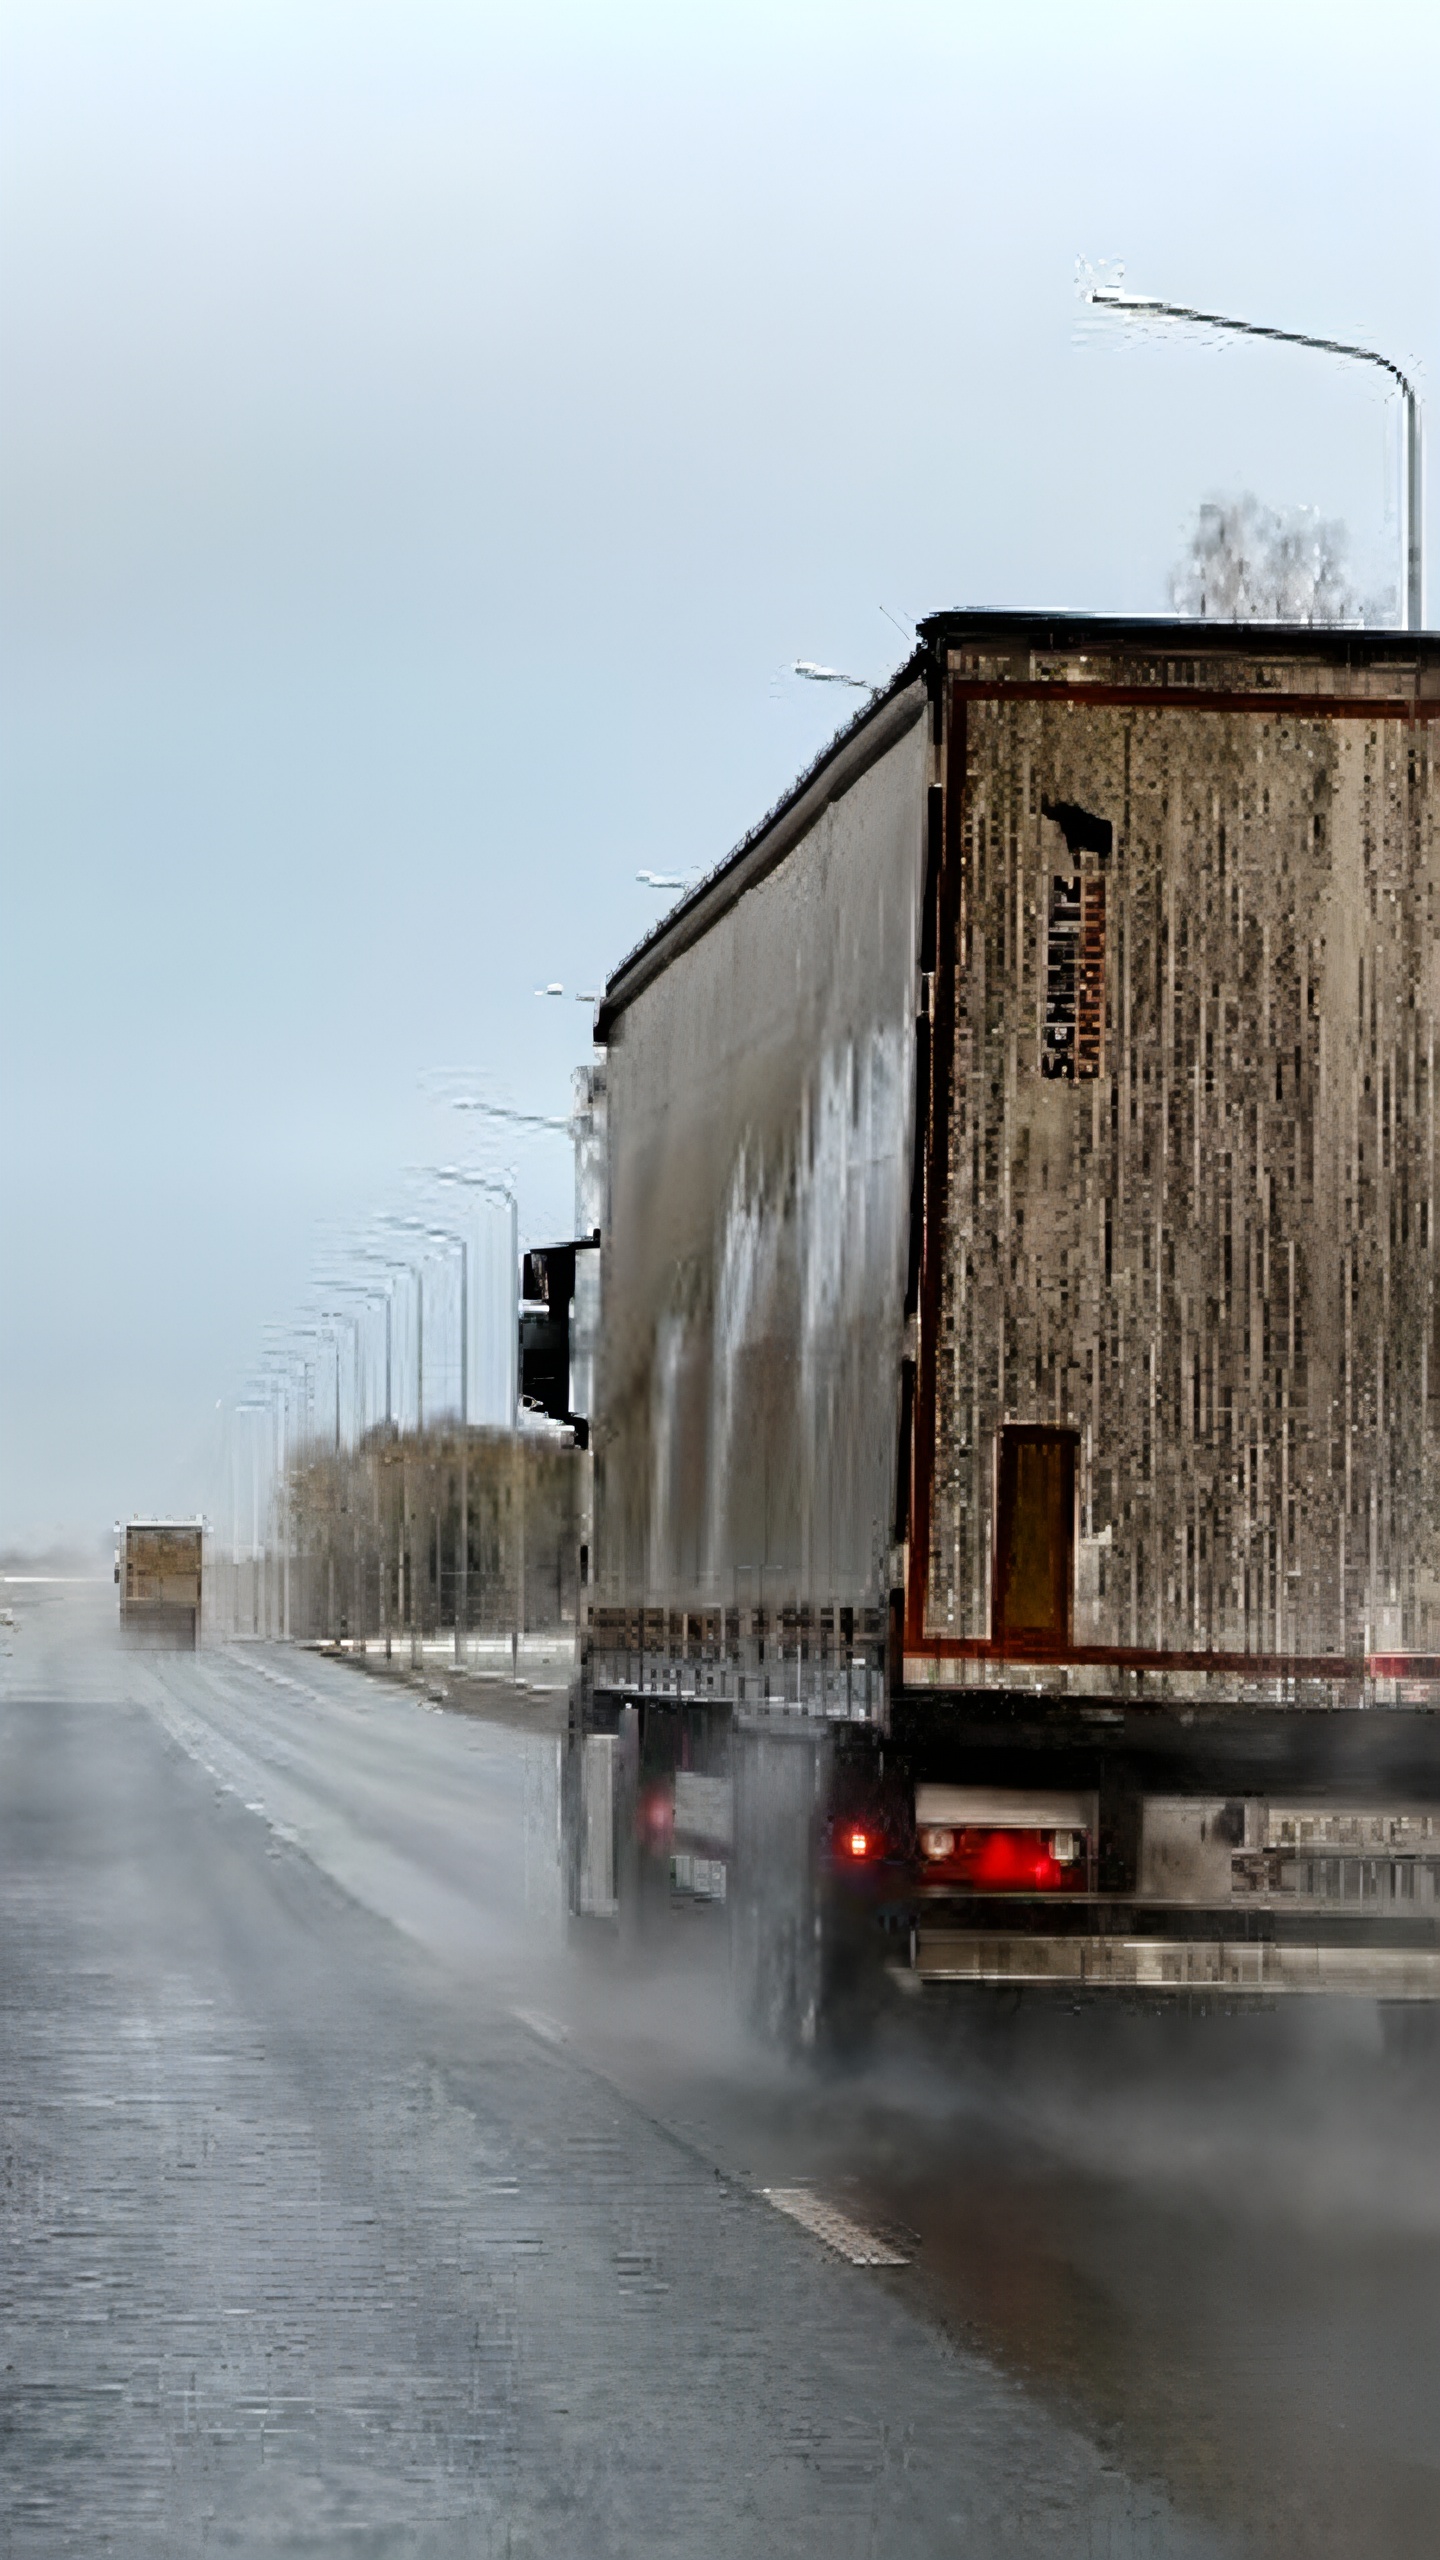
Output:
[[917, 606, 1440, 667]]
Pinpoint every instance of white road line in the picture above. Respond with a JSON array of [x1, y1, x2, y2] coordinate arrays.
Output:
[[511, 2007, 570, 2047], [761, 2188, 909, 2267]]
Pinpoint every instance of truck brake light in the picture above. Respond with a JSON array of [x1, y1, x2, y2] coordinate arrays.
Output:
[[843, 1826, 874, 1860], [918, 1824, 1087, 1892]]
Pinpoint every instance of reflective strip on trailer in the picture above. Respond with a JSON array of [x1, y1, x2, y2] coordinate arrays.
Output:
[[911, 1932, 1440, 1998]]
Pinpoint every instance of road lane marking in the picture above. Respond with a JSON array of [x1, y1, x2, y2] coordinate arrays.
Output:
[[761, 2188, 908, 2267], [511, 2007, 569, 2047]]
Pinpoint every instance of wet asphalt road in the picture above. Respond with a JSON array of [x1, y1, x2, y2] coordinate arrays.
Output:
[[3, 1591, 1439, 2557]]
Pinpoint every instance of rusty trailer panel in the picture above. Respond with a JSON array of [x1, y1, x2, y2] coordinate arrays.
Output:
[[911, 618, 1440, 1702]]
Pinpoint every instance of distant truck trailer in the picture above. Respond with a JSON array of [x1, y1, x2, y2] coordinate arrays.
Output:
[[117, 1520, 203, 1648], [568, 609, 1440, 2040]]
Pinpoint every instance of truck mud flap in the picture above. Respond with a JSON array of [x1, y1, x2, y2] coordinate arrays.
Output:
[[578, 1732, 618, 1918], [732, 1727, 822, 2048]]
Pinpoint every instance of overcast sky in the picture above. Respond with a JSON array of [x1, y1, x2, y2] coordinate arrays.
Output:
[[2, 0, 1437, 1548]]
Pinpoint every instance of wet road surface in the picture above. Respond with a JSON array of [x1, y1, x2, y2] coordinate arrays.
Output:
[[4, 1589, 1438, 2556]]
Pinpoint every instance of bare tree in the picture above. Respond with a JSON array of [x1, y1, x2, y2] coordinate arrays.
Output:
[[1170, 495, 1391, 627]]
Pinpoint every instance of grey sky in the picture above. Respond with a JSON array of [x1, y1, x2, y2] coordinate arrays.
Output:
[[2, 0, 1436, 1546]]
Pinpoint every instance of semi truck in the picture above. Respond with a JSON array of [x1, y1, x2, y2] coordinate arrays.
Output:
[[117, 1519, 204, 1648], [567, 610, 1440, 2042]]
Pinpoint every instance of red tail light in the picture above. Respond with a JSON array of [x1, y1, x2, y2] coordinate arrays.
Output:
[[635, 1784, 674, 1848], [918, 1824, 1086, 1893], [835, 1821, 880, 1862]]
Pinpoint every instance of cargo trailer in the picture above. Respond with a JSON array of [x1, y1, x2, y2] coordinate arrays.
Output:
[[569, 612, 1440, 2039], [117, 1519, 203, 1648]]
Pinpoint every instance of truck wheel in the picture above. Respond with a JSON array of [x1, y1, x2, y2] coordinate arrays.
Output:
[[810, 1931, 882, 2068], [735, 1906, 813, 2055], [737, 1908, 881, 2065]]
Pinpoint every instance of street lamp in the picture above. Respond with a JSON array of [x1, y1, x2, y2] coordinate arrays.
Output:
[[311, 1317, 344, 1452], [427, 1165, 519, 1429], [235, 1391, 276, 1637], [317, 1304, 365, 1450], [254, 1351, 293, 1640], [291, 1309, 346, 1455], [284, 1320, 335, 1634], [329, 1275, 402, 1654], [289, 1323, 326, 1455], [792, 658, 876, 691], [369, 1229, 435, 1429], [386, 1220, 467, 1427], [428, 1166, 533, 1674], [298, 1309, 357, 1638], [431, 1159, 585, 1678], [317, 1276, 398, 1446], [353, 1248, 422, 1430], [439, 1095, 585, 1426], [383, 1213, 470, 1664], [1087, 283, 1424, 631], [345, 1248, 429, 1658], [259, 1323, 312, 1642], [452, 1096, 569, 1136], [378, 1215, 467, 1430]]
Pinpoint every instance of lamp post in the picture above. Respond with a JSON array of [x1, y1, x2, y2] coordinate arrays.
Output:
[[429, 1167, 533, 1670], [440, 1101, 568, 1422], [311, 1315, 349, 1631], [288, 1329, 320, 1459], [318, 1276, 396, 1440], [353, 1249, 416, 1430], [436, 1120, 583, 1678], [379, 1218, 453, 1432], [321, 1274, 400, 1646], [452, 1098, 568, 1137], [1087, 283, 1424, 631], [260, 1375, 288, 1642], [228, 1398, 241, 1629], [318, 1304, 369, 1642], [383, 1215, 469, 1664], [287, 1321, 330, 1634], [445, 1105, 547, 1433], [307, 1318, 343, 1453], [354, 1246, 426, 1657], [367, 1230, 432, 1429], [259, 1331, 298, 1640], [235, 1394, 273, 1636], [318, 1306, 364, 1449], [792, 659, 876, 692], [255, 1356, 292, 1641], [427, 1165, 519, 1428]]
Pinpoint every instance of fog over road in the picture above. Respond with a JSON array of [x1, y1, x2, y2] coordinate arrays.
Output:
[[4, 1591, 1438, 2557]]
